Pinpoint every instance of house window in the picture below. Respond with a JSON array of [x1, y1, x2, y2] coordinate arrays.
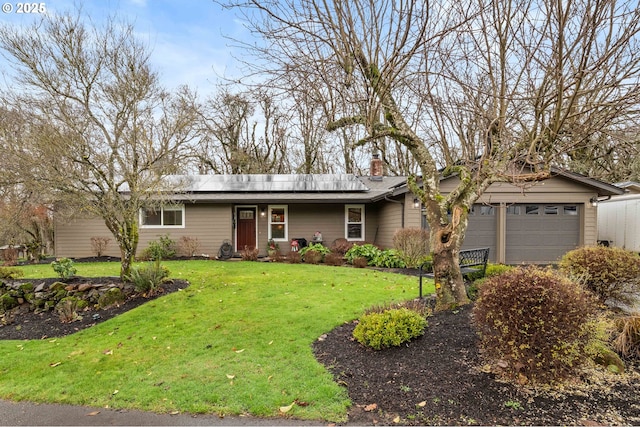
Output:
[[268, 205, 288, 241], [471, 204, 495, 215], [544, 205, 559, 215], [507, 205, 521, 215], [563, 205, 578, 215], [525, 205, 539, 215], [140, 205, 184, 228], [479, 205, 494, 215], [345, 204, 365, 240]]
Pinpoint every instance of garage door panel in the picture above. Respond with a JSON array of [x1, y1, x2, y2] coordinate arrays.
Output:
[[461, 204, 496, 262], [506, 204, 579, 264]]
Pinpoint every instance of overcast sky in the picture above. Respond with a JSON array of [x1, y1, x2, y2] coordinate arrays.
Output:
[[0, 0, 248, 95]]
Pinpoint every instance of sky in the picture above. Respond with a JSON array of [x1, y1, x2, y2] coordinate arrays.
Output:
[[0, 0, 248, 96]]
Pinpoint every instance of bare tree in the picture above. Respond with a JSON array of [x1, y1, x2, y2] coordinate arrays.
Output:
[[225, 0, 640, 310], [195, 88, 291, 173], [0, 10, 200, 278], [561, 126, 640, 183]]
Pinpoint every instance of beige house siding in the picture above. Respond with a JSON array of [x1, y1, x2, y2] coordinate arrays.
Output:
[[403, 193, 422, 229], [55, 204, 233, 258], [373, 198, 403, 248], [55, 216, 118, 258], [138, 204, 232, 257]]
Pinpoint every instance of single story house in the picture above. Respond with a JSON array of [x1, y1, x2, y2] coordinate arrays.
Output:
[[54, 159, 623, 264]]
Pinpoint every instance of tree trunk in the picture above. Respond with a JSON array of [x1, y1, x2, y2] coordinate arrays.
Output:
[[429, 209, 470, 311], [431, 240, 469, 311], [118, 220, 138, 280], [105, 217, 139, 280]]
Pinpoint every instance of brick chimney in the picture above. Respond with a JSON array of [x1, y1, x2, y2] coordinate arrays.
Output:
[[369, 153, 384, 181]]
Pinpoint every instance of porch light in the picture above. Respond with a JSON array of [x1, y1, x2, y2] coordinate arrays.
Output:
[[260, 207, 266, 217], [589, 196, 598, 207], [413, 198, 421, 209]]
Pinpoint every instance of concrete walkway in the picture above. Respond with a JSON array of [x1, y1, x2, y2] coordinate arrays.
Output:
[[0, 399, 328, 426]]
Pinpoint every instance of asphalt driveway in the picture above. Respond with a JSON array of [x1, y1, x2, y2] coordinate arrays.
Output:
[[0, 399, 327, 426]]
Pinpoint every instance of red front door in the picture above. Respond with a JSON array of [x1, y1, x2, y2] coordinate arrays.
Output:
[[237, 207, 257, 250]]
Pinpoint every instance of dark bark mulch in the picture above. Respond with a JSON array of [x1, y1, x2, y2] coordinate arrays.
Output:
[[313, 304, 640, 425]]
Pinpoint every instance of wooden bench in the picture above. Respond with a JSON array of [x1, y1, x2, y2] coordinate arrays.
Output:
[[418, 247, 490, 298]]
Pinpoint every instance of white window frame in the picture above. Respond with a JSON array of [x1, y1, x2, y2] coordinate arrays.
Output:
[[345, 204, 365, 241], [140, 205, 185, 228], [268, 205, 288, 242]]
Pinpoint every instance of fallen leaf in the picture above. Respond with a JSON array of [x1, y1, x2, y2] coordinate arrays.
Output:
[[49, 362, 61, 367], [235, 349, 245, 353], [393, 416, 401, 423], [364, 403, 378, 412], [226, 374, 235, 379], [169, 411, 180, 415], [279, 402, 295, 413], [112, 390, 119, 395], [103, 349, 113, 355], [86, 411, 100, 416], [417, 401, 427, 407]]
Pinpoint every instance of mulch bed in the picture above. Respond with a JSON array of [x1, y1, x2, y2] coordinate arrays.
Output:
[[314, 304, 640, 425]]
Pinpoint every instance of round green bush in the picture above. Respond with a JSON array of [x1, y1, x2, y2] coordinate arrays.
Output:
[[353, 307, 427, 350], [372, 249, 406, 268], [559, 246, 640, 306], [473, 267, 597, 384]]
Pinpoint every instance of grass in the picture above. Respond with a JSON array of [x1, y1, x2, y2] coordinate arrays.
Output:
[[0, 260, 433, 422]]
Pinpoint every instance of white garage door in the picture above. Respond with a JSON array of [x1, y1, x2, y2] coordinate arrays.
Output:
[[506, 204, 580, 264]]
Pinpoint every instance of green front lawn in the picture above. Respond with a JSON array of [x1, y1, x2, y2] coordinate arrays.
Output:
[[0, 260, 432, 422]]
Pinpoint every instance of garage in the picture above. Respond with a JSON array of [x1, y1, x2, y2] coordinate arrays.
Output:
[[461, 204, 497, 262], [505, 204, 580, 264]]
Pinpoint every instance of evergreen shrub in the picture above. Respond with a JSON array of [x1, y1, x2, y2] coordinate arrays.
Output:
[[126, 259, 170, 295], [559, 246, 640, 306], [353, 307, 427, 350]]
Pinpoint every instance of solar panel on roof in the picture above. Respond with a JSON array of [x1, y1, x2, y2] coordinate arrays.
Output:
[[178, 174, 369, 192]]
